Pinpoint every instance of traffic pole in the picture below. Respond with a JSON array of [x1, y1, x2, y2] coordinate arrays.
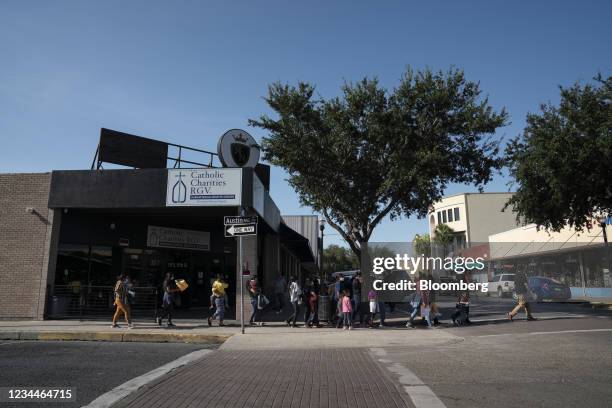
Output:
[[239, 207, 245, 334]]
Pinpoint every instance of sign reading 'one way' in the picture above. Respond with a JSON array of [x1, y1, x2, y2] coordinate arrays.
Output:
[[224, 223, 257, 237], [224, 215, 258, 237]]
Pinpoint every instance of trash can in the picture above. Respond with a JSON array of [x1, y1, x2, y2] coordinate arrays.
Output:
[[48, 296, 71, 318], [318, 295, 329, 322]]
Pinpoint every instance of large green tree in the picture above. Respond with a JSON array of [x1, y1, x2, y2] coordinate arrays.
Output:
[[505, 75, 612, 230], [322, 244, 358, 275], [250, 67, 507, 259]]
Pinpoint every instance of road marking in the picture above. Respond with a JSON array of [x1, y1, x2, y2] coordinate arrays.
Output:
[[478, 328, 612, 338], [469, 314, 587, 324], [528, 328, 612, 336], [82, 348, 213, 408], [370, 348, 447, 408]]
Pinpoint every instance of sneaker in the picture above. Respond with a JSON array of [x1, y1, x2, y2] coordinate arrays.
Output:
[[127, 324, 134, 330], [156, 317, 162, 326], [110, 324, 119, 328], [379, 323, 384, 328], [348, 326, 352, 331], [507, 313, 514, 321], [527, 316, 537, 321], [167, 322, 175, 327], [207, 317, 212, 327]]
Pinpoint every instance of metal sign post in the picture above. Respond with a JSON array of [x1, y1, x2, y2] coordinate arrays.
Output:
[[225, 211, 258, 334], [239, 217, 244, 334]]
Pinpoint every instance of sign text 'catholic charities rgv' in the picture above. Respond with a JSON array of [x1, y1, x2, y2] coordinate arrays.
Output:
[[166, 168, 242, 206]]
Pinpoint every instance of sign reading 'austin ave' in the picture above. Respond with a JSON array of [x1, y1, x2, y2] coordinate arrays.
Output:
[[224, 216, 258, 225]]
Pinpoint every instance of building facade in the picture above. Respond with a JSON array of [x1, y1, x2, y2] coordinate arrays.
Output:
[[428, 192, 517, 247], [488, 223, 611, 299], [0, 130, 317, 320]]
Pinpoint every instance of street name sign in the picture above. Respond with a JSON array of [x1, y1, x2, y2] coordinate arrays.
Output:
[[224, 216, 258, 225], [225, 223, 257, 237]]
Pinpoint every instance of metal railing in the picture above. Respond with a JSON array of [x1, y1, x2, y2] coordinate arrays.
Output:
[[47, 285, 158, 320], [91, 141, 219, 170]]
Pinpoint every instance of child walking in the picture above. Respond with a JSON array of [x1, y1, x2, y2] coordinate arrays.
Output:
[[367, 289, 377, 328], [341, 290, 353, 330]]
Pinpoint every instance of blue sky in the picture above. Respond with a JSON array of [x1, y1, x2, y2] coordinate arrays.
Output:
[[1, 1, 610, 247]]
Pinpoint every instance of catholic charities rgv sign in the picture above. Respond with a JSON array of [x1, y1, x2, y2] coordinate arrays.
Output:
[[147, 226, 210, 251], [166, 168, 242, 206]]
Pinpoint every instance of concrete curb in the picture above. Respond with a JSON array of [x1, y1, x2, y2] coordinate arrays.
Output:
[[589, 302, 612, 310], [0, 331, 231, 344]]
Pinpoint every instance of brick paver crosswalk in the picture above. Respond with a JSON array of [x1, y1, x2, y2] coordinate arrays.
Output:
[[115, 348, 412, 408]]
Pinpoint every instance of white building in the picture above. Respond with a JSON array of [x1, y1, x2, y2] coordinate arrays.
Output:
[[428, 192, 517, 247]]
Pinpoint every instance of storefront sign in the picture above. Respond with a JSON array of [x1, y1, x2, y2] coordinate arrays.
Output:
[[166, 168, 242, 206], [147, 226, 210, 251]]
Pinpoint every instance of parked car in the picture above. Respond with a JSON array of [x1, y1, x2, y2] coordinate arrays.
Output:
[[487, 274, 515, 297], [517, 276, 571, 301]]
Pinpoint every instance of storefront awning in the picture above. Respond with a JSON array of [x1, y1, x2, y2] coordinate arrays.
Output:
[[279, 222, 316, 263]]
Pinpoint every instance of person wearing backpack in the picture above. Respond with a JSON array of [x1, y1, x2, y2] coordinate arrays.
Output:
[[286, 276, 301, 327]]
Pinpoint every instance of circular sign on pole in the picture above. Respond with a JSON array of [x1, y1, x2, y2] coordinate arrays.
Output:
[[217, 129, 260, 168]]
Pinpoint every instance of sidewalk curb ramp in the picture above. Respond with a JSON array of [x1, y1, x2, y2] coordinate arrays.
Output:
[[0, 331, 231, 344]]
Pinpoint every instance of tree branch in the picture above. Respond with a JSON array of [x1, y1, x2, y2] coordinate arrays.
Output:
[[322, 209, 362, 259], [366, 197, 399, 240]]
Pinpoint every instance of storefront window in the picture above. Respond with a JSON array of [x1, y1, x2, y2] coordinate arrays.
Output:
[[56, 244, 90, 287]]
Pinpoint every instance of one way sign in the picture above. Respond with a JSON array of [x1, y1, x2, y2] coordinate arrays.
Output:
[[224, 223, 257, 237]]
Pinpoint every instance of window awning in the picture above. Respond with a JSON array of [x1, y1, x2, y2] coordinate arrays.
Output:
[[279, 222, 316, 263]]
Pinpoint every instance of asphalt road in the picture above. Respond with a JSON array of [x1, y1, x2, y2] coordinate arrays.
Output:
[[375, 302, 612, 408], [0, 341, 214, 408]]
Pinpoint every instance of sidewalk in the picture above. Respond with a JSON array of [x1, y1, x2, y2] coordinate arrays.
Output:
[[0, 319, 235, 344], [0, 318, 460, 347]]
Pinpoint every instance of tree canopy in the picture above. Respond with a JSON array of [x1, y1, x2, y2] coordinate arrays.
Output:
[[412, 233, 431, 257], [432, 224, 455, 248], [505, 75, 612, 231], [250, 67, 508, 258], [322, 244, 358, 275]]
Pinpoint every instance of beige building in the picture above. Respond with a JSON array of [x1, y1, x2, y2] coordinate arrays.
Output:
[[428, 192, 517, 247], [488, 223, 611, 299]]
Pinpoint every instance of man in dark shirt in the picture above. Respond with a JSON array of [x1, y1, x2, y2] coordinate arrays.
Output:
[[508, 271, 537, 321]]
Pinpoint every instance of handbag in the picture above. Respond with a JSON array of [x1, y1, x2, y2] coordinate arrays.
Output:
[[257, 294, 270, 310]]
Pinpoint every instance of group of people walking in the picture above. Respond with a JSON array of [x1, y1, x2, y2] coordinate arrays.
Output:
[[111, 270, 537, 329]]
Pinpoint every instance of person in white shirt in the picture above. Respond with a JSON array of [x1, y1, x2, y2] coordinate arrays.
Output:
[[286, 276, 301, 327]]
